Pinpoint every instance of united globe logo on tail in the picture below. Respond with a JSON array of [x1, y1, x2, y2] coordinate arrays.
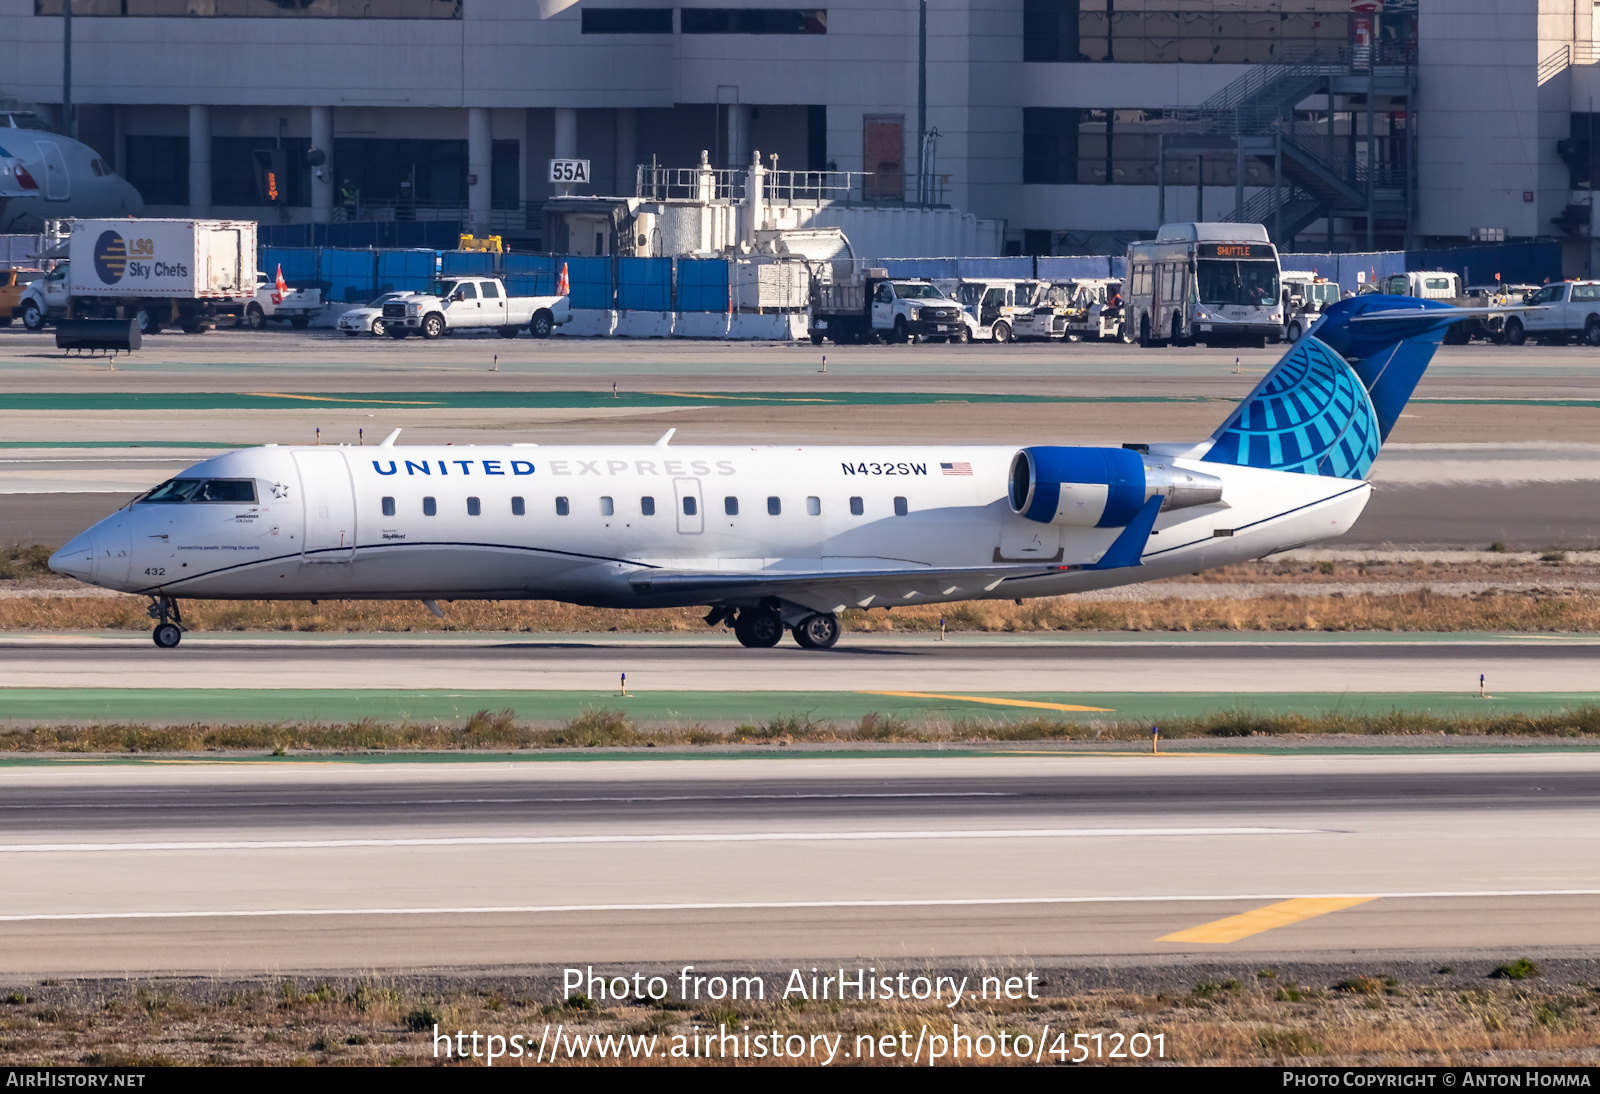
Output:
[[93, 230, 127, 284]]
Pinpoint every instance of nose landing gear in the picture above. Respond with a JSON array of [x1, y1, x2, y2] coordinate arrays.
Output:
[[148, 596, 185, 649]]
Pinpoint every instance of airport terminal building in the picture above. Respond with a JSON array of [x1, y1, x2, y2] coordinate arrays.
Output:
[[2, 0, 1598, 263]]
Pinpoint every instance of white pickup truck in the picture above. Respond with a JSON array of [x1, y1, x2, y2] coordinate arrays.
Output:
[[1501, 280, 1600, 346], [384, 276, 570, 339]]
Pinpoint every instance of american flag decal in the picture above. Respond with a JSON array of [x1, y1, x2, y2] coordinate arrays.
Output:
[[940, 462, 973, 476]]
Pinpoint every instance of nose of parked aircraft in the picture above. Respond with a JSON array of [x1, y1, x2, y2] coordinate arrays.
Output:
[[49, 531, 97, 583]]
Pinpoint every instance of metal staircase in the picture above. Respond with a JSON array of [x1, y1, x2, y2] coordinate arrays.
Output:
[[1162, 49, 1412, 244]]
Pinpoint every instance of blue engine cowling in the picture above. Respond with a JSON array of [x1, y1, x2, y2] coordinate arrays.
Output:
[[1009, 446, 1224, 528]]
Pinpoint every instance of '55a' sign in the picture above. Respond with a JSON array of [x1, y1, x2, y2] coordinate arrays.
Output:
[[549, 159, 591, 184]]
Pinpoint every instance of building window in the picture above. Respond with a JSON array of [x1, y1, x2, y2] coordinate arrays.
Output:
[[581, 7, 673, 33], [725, 496, 739, 515], [211, 138, 311, 207], [1024, 108, 1270, 186], [423, 496, 437, 516], [333, 138, 468, 207], [491, 140, 520, 210], [600, 496, 614, 516], [381, 496, 396, 517], [894, 496, 909, 516], [123, 136, 187, 206], [511, 496, 525, 515], [555, 496, 569, 516], [641, 496, 656, 516], [681, 8, 826, 34], [849, 496, 864, 516], [806, 496, 821, 515], [767, 496, 781, 515], [466, 496, 481, 516], [1020, 0, 1371, 65], [34, 0, 461, 17]]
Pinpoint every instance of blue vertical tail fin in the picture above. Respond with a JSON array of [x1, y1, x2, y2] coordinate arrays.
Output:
[[1201, 295, 1461, 480]]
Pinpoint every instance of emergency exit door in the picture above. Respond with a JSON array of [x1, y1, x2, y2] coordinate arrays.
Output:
[[293, 450, 357, 562], [674, 478, 703, 535]]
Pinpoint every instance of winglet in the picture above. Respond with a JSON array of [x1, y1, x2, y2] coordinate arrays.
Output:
[[379, 428, 402, 447], [1084, 495, 1162, 571], [655, 428, 676, 447]]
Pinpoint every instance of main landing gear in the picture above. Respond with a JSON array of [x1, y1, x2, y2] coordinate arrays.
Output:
[[710, 605, 841, 650], [148, 595, 184, 648]]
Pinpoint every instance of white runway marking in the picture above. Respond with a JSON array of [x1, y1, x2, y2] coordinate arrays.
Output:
[[0, 791, 1016, 811], [0, 826, 1307, 853], [4, 890, 1598, 923]]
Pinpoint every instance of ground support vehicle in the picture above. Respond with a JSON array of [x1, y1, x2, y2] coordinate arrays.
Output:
[[1059, 279, 1123, 341], [1013, 282, 1070, 340], [1459, 284, 1537, 343], [242, 279, 323, 331], [384, 276, 570, 339], [18, 218, 256, 334], [1281, 273, 1341, 343], [0, 268, 42, 326], [1125, 223, 1282, 347], [809, 272, 965, 344], [1491, 280, 1600, 346], [337, 292, 412, 337], [948, 279, 1038, 343]]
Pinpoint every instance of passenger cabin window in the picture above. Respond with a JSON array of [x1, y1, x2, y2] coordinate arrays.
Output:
[[641, 496, 656, 516], [555, 497, 570, 516], [849, 496, 864, 515], [806, 496, 821, 515], [725, 496, 739, 515], [683, 496, 697, 516], [381, 496, 396, 517], [466, 497, 481, 516], [600, 496, 614, 516], [894, 496, 909, 516], [767, 496, 781, 515], [511, 496, 525, 515], [423, 497, 437, 516], [481, 282, 500, 298]]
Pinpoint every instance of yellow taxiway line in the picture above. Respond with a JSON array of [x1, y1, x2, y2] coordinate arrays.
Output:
[[863, 691, 1115, 713], [1159, 896, 1378, 944]]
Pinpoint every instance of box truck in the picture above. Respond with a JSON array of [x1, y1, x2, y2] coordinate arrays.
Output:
[[19, 218, 257, 334]]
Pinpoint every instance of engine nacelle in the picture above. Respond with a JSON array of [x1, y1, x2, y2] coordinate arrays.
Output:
[[1008, 446, 1224, 528]]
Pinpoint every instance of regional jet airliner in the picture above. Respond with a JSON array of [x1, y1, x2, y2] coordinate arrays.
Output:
[[51, 296, 1469, 650]]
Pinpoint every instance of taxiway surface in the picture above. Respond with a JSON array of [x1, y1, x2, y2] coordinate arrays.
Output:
[[0, 752, 1595, 976]]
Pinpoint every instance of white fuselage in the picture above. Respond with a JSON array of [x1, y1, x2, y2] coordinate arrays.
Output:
[[53, 442, 1370, 613]]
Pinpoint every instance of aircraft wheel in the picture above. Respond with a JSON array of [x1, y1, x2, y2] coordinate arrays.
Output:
[[152, 623, 182, 649], [792, 612, 840, 650], [733, 608, 784, 649]]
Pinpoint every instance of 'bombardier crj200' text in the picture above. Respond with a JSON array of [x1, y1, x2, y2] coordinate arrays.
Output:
[[51, 295, 1470, 650]]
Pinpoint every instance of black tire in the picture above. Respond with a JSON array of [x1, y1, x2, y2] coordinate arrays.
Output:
[[21, 301, 44, 330], [1139, 315, 1153, 348], [136, 307, 162, 335], [1505, 317, 1526, 346], [529, 310, 554, 339], [1286, 320, 1302, 343], [152, 623, 182, 649], [892, 316, 909, 344], [496, 325, 520, 339], [0, 316, 10, 327], [810, 331, 825, 345], [792, 613, 840, 650], [1171, 312, 1185, 345], [289, 315, 310, 330], [343, 330, 360, 338], [245, 303, 265, 331], [1443, 320, 1468, 346], [1586, 318, 1600, 347], [733, 608, 784, 649], [948, 326, 968, 344], [421, 313, 445, 339], [992, 321, 1012, 344], [371, 318, 387, 338]]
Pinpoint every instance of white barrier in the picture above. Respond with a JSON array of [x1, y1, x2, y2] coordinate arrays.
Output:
[[556, 309, 805, 341]]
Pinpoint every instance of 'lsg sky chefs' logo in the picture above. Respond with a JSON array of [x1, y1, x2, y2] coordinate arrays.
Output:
[[91, 232, 184, 284]]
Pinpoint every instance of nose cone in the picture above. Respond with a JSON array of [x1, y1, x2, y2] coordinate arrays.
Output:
[[49, 531, 97, 583]]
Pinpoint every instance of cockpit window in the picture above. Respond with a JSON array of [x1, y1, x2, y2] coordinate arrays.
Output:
[[140, 478, 256, 504]]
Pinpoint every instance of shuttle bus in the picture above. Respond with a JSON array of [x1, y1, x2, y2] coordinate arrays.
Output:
[[1124, 223, 1282, 347]]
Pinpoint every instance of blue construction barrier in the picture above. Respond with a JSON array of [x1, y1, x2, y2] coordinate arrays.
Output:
[[676, 259, 729, 312], [258, 246, 319, 287], [376, 250, 439, 295], [618, 257, 672, 311], [503, 254, 559, 297], [440, 251, 498, 278], [1406, 241, 1562, 288], [563, 257, 613, 311]]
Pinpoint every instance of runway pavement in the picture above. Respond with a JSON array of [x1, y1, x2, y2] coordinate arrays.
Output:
[[4, 632, 1596, 694], [0, 752, 1595, 976]]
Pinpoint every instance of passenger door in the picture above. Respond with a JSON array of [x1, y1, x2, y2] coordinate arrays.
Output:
[[870, 282, 895, 329], [446, 280, 482, 327], [293, 450, 357, 562], [674, 478, 704, 535], [1526, 284, 1564, 332], [34, 141, 70, 201], [480, 279, 507, 325]]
